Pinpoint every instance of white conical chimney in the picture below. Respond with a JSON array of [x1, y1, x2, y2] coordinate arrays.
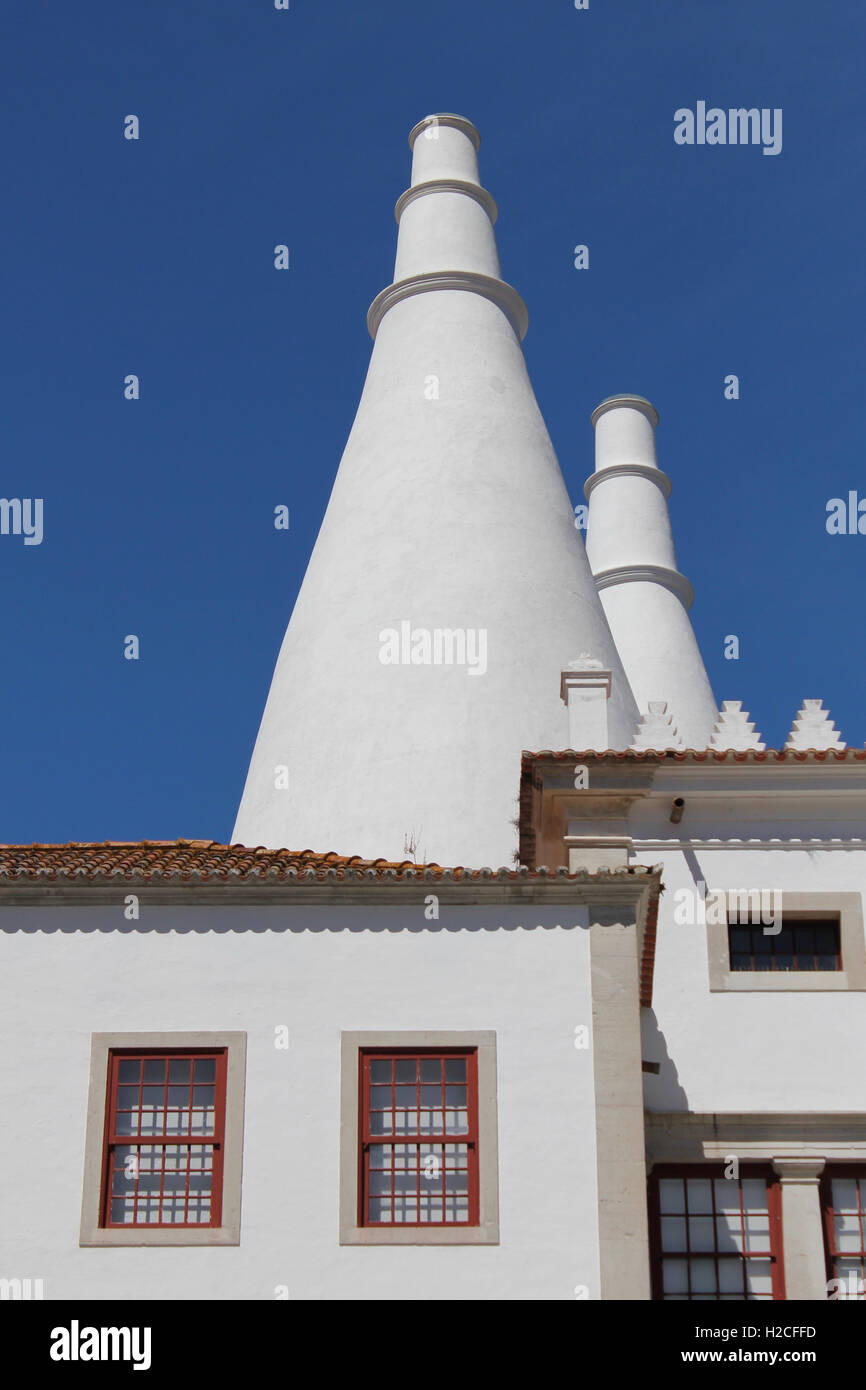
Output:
[[584, 395, 717, 749], [233, 115, 638, 865]]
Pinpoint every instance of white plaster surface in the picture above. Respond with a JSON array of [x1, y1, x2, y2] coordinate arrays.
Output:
[[0, 903, 598, 1301], [636, 843, 866, 1113]]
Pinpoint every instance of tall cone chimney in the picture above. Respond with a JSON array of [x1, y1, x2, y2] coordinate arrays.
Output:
[[585, 395, 717, 749], [233, 116, 639, 865]]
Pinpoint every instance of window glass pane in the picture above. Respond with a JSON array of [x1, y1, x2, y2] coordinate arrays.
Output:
[[744, 1259, 772, 1296], [659, 1179, 685, 1214], [689, 1258, 716, 1294], [718, 1261, 744, 1294], [662, 1258, 688, 1294], [660, 1216, 686, 1252], [143, 1060, 165, 1083], [444, 1059, 466, 1083], [193, 1059, 215, 1082], [741, 1179, 767, 1213], [168, 1060, 190, 1083], [419, 1060, 441, 1083], [714, 1179, 740, 1212], [744, 1215, 770, 1251], [717, 1215, 744, 1253], [835, 1214, 862, 1252], [832, 1178, 858, 1211], [370, 1059, 391, 1083], [834, 1259, 864, 1296], [688, 1217, 715, 1252], [117, 1060, 140, 1083], [394, 1060, 416, 1083], [686, 1179, 713, 1214]]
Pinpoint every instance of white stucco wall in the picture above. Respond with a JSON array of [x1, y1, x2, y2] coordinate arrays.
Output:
[[635, 843, 866, 1113], [0, 902, 599, 1301]]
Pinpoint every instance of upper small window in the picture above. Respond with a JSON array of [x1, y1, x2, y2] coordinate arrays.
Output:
[[360, 1049, 478, 1227], [728, 919, 841, 973], [707, 893, 865, 992]]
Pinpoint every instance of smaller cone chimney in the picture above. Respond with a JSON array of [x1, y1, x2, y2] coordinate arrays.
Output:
[[584, 396, 717, 749]]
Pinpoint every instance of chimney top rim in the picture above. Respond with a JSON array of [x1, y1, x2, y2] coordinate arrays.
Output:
[[408, 114, 482, 152], [591, 394, 659, 429]]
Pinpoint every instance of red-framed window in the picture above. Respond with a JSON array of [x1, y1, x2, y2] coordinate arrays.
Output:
[[358, 1048, 479, 1226], [649, 1165, 785, 1300], [100, 1049, 227, 1228], [821, 1167, 866, 1298], [728, 919, 841, 972]]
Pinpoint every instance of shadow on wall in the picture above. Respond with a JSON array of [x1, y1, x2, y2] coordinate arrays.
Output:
[[641, 1008, 690, 1112]]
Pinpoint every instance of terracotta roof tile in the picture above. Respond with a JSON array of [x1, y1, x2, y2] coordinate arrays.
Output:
[[0, 839, 662, 886], [522, 748, 866, 764]]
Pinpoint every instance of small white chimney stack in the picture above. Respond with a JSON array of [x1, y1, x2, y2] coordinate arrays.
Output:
[[585, 396, 718, 750], [560, 656, 612, 751]]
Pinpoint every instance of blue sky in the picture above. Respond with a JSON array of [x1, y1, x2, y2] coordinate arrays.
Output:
[[1, 0, 863, 845]]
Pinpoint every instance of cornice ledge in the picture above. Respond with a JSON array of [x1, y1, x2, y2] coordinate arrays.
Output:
[[645, 1111, 866, 1160], [394, 179, 498, 225], [367, 271, 529, 340], [593, 563, 694, 610], [408, 114, 481, 151], [583, 463, 672, 501]]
